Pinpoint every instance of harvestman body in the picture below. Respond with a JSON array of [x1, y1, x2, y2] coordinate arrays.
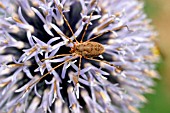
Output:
[[70, 41, 105, 58]]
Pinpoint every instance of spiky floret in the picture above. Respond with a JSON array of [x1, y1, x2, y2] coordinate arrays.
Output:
[[0, 0, 159, 113]]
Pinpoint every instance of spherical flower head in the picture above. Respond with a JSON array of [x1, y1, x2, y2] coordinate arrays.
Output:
[[0, 0, 160, 113]]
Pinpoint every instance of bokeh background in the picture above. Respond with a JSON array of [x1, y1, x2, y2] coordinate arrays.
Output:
[[140, 0, 170, 113]]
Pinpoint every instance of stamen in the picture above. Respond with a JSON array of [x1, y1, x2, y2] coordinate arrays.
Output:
[[12, 16, 23, 24], [0, 2, 5, 9]]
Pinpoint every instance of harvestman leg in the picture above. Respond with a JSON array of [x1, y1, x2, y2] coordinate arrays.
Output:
[[86, 25, 132, 42], [77, 56, 82, 80], [85, 57, 123, 73], [56, 4, 79, 43], [40, 54, 72, 62], [80, 10, 95, 43], [82, 25, 131, 73], [24, 55, 78, 94]]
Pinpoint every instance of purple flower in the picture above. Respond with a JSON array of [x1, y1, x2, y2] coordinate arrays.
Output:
[[0, 0, 159, 113]]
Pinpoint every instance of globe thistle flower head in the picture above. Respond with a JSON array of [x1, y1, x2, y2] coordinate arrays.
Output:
[[0, 0, 160, 113]]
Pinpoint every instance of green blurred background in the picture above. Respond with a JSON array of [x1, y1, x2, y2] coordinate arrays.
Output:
[[140, 0, 170, 113]]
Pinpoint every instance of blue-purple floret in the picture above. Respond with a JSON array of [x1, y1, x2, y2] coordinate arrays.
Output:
[[0, 0, 159, 113]]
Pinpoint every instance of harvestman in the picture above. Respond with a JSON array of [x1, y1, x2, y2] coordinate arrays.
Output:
[[24, 4, 130, 94]]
